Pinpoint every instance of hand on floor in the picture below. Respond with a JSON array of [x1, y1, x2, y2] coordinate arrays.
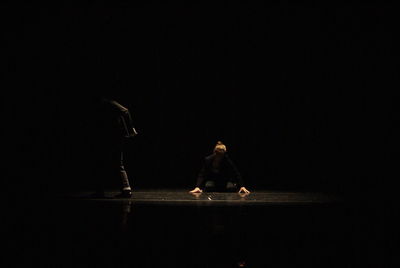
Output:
[[189, 187, 203, 193], [238, 187, 250, 194]]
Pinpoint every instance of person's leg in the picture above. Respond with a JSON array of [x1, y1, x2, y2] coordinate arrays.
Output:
[[225, 181, 238, 192], [118, 151, 132, 197], [204, 180, 216, 192]]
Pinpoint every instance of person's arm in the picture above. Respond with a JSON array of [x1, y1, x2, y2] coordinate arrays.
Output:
[[195, 164, 206, 188], [105, 99, 138, 138], [105, 99, 129, 114], [226, 156, 250, 194], [189, 160, 207, 193], [226, 156, 244, 187]]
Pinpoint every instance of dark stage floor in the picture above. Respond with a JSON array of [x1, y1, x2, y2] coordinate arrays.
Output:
[[7, 190, 390, 268], [63, 189, 342, 205]]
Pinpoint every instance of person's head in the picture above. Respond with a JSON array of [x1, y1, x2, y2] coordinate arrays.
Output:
[[213, 141, 227, 155]]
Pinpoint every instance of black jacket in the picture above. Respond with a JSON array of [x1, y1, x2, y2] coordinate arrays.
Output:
[[97, 98, 137, 140], [196, 153, 244, 188]]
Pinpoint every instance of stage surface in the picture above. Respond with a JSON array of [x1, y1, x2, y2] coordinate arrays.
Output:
[[8, 189, 386, 268], [63, 189, 342, 206]]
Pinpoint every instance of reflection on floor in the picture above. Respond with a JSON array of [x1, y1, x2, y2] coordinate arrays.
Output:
[[65, 189, 343, 205], [8, 190, 387, 267]]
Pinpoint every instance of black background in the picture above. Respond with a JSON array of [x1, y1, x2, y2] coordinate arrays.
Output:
[[3, 1, 397, 198]]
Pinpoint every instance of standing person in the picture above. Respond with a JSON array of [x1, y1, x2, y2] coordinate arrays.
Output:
[[189, 141, 250, 194], [92, 97, 138, 198]]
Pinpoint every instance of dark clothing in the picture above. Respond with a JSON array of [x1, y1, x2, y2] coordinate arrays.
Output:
[[204, 180, 238, 192], [94, 98, 137, 195], [98, 98, 138, 140], [95, 142, 130, 194], [196, 153, 244, 191]]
